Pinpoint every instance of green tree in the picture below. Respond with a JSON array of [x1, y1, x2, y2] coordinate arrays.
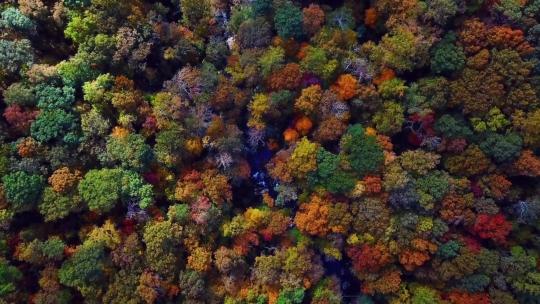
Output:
[[30, 109, 79, 144], [57, 55, 99, 87], [277, 288, 304, 304], [430, 33, 465, 74], [103, 134, 153, 172], [58, 241, 105, 293], [259, 46, 285, 76], [252, 0, 272, 16], [372, 101, 405, 135], [340, 124, 384, 177], [39, 187, 81, 222], [0, 259, 22, 297], [274, 1, 304, 39], [78, 168, 153, 213], [3, 82, 35, 107], [309, 149, 355, 194], [180, 0, 211, 29], [82, 73, 114, 109], [2, 171, 44, 213], [0, 7, 35, 32], [35, 83, 75, 110], [300, 46, 338, 81], [479, 133, 523, 163], [434, 114, 473, 139], [154, 127, 185, 168], [0, 39, 33, 75], [64, 14, 97, 45]]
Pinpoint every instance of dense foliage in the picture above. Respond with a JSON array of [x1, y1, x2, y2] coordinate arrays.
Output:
[[1, 0, 540, 303]]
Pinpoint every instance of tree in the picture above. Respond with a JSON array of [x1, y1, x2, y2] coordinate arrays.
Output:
[[331, 74, 358, 101], [237, 18, 272, 49], [410, 286, 441, 304], [372, 101, 405, 135], [479, 133, 522, 163], [274, 1, 303, 39], [348, 243, 392, 273], [415, 170, 450, 210], [180, 0, 211, 29], [178, 270, 206, 301], [434, 114, 473, 139], [0, 259, 22, 297], [267, 63, 302, 91], [30, 109, 79, 145], [3, 82, 35, 107], [39, 187, 81, 222], [308, 149, 356, 194], [295, 85, 322, 116], [288, 137, 319, 179], [294, 194, 330, 236], [154, 127, 185, 168], [35, 83, 75, 110], [424, 0, 458, 25], [78, 168, 153, 213], [103, 133, 153, 172], [340, 124, 384, 177], [2, 171, 44, 213], [277, 288, 304, 304], [48, 167, 82, 194], [0, 39, 34, 75], [303, 4, 325, 35], [0, 7, 35, 32], [430, 33, 465, 74], [143, 220, 183, 279], [82, 73, 114, 109], [399, 150, 440, 175], [326, 6, 355, 30], [57, 56, 99, 87], [473, 213, 512, 245], [58, 241, 105, 295], [3, 105, 38, 134], [259, 46, 285, 77], [364, 26, 430, 72], [300, 47, 338, 81]]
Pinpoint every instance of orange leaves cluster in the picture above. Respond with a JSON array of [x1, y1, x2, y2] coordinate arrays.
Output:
[[48, 167, 82, 193], [361, 270, 401, 295], [373, 68, 395, 86], [487, 26, 534, 56], [294, 195, 330, 237], [347, 243, 392, 273], [364, 8, 378, 29], [399, 239, 437, 271], [266, 63, 302, 91], [479, 174, 511, 200], [302, 4, 325, 35], [440, 192, 476, 226], [331, 74, 359, 101], [512, 150, 540, 177], [459, 19, 488, 54], [447, 292, 491, 304], [363, 176, 383, 194], [17, 137, 38, 158], [175, 169, 232, 205], [283, 128, 300, 143], [294, 116, 313, 136], [460, 19, 534, 56], [267, 149, 293, 183]]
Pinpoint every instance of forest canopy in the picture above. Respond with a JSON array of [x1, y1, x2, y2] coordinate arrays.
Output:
[[1, 0, 540, 303]]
